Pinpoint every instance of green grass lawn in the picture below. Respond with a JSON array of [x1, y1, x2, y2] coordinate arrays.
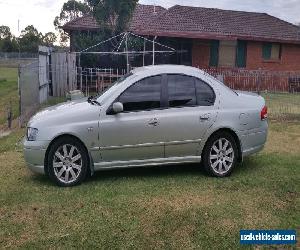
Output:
[[262, 92, 300, 120], [0, 66, 66, 128], [0, 67, 299, 248], [0, 121, 299, 249], [0, 67, 19, 127]]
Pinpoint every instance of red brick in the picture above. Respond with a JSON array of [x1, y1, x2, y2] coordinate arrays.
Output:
[[191, 39, 300, 71]]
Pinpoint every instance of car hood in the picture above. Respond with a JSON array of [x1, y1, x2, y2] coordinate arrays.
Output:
[[28, 98, 99, 128]]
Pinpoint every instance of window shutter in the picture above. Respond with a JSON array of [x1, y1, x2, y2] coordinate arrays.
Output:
[[262, 43, 272, 59], [209, 40, 219, 67], [236, 40, 247, 68]]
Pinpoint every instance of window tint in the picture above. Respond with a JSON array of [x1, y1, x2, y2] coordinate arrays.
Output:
[[118, 75, 162, 112], [195, 79, 215, 106], [168, 75, 196, 107]]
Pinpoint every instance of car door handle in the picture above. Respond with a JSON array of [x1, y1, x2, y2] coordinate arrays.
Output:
[[200, 113, 210, 121], [148, 118, 159, 126]]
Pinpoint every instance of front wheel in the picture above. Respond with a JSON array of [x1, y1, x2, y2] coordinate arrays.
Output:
[[202, 132, 238, 177], [47, 137, 88, 187]]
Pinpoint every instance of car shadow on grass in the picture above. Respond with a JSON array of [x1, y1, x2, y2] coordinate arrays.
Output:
[[89, 163, 204, 181]]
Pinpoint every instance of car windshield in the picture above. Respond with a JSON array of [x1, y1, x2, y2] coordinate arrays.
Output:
[[96, 72, 134, 104]]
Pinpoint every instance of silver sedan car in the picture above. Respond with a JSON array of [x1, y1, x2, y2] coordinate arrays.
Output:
[[23, 65, 268, 187]]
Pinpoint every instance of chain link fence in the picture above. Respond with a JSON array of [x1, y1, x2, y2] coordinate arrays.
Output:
[[19, 61, 40, 126]]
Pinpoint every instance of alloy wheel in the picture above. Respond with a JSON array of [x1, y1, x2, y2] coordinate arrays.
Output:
[[209, 138, 235, 175], [52, 144, 82, 184]]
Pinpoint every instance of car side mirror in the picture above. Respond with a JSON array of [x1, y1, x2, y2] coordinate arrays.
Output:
[[112, 102, 124, 114]]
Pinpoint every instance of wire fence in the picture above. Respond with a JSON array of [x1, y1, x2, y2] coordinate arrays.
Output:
[[19, 61, 40, 126], [202, 68, 300, 93], [0, 52, 38, 59], [201, 68, 300, 120], [77, 67, 127, 96]]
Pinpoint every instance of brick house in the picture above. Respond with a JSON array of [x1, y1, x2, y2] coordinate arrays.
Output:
[[62, 4, 300, 72]]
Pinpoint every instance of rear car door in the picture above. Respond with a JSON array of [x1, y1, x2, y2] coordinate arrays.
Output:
[[160, 74, 218, 157]]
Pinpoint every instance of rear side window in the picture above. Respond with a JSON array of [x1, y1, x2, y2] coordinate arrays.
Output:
[[168, 75, 196, 107], [167, 74, 215, 107], [118, 75, 162, 112], [195, 79, 216, 106]]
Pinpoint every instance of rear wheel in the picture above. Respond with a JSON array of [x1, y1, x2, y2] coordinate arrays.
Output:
[[202, 132, 238, 177], [47, 137, 88, 187]]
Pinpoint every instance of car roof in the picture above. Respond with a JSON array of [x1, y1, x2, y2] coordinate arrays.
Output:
[[131, 64, 206, 76]]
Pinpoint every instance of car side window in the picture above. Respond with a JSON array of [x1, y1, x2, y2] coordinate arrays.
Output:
[[195, 79, 216, 106], [118, 75, 162, 112], [167, 75, 196, 108]]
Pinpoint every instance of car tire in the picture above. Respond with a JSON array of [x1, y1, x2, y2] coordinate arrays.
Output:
[[202, 132, 238, 177], [47, 136, 88, 187]]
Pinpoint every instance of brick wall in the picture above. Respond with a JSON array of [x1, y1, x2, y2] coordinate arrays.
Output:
[[246, 41, 300, 71], [192, 40, 210, 68], [191, 39, 300, 71]]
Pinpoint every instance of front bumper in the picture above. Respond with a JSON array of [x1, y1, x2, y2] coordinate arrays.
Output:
[[23, 138, 50, 175]]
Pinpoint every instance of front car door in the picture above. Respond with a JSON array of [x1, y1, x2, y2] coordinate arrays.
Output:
[[98, 75, 165, 163]]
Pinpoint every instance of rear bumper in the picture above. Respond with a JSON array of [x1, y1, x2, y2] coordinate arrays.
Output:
[[240, 123, 268, 157], [242, 143, 265, 157], [23, 138, 50, 175]]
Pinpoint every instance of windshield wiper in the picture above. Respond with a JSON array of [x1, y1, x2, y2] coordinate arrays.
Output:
[[87, 96, 101, 106]]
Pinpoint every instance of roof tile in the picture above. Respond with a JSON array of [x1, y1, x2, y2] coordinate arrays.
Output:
[[62, 4, 300, 44]]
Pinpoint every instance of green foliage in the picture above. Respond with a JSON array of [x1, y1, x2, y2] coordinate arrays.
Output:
[[54, 0, 91, 45], [0, 67, 19, 126], [0, 26, 18, 52], [72, 30, 126, 67], [87, 0, 138, 35], [42, 32, 57, 47], [0, 25, 57, 53], [18, 25, 43, 52], [0, 26, 12, 40]]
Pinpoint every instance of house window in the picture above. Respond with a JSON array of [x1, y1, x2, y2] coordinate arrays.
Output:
[[262, 43, 281, 60], [209, 40, 247, 68], [219, 40, 237, 67]]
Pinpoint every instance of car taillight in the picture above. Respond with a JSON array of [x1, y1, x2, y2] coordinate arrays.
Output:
[[261, 106, 268, 120]]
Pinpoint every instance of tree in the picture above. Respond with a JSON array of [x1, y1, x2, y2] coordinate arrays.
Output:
[[54, 0, 91, 45], [1, 37, 18, 52], [0, 26, 18, 52], [87, 0, 138, 35], [18, 25, 43, 52], [0, 25, 12, 39], [42, 32, 57, 47]]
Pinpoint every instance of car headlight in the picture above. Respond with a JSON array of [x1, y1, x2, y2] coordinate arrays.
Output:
[[27, 127, 39, 141]]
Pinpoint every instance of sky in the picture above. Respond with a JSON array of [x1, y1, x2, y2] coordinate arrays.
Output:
[[0, 0, 299, 37]]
